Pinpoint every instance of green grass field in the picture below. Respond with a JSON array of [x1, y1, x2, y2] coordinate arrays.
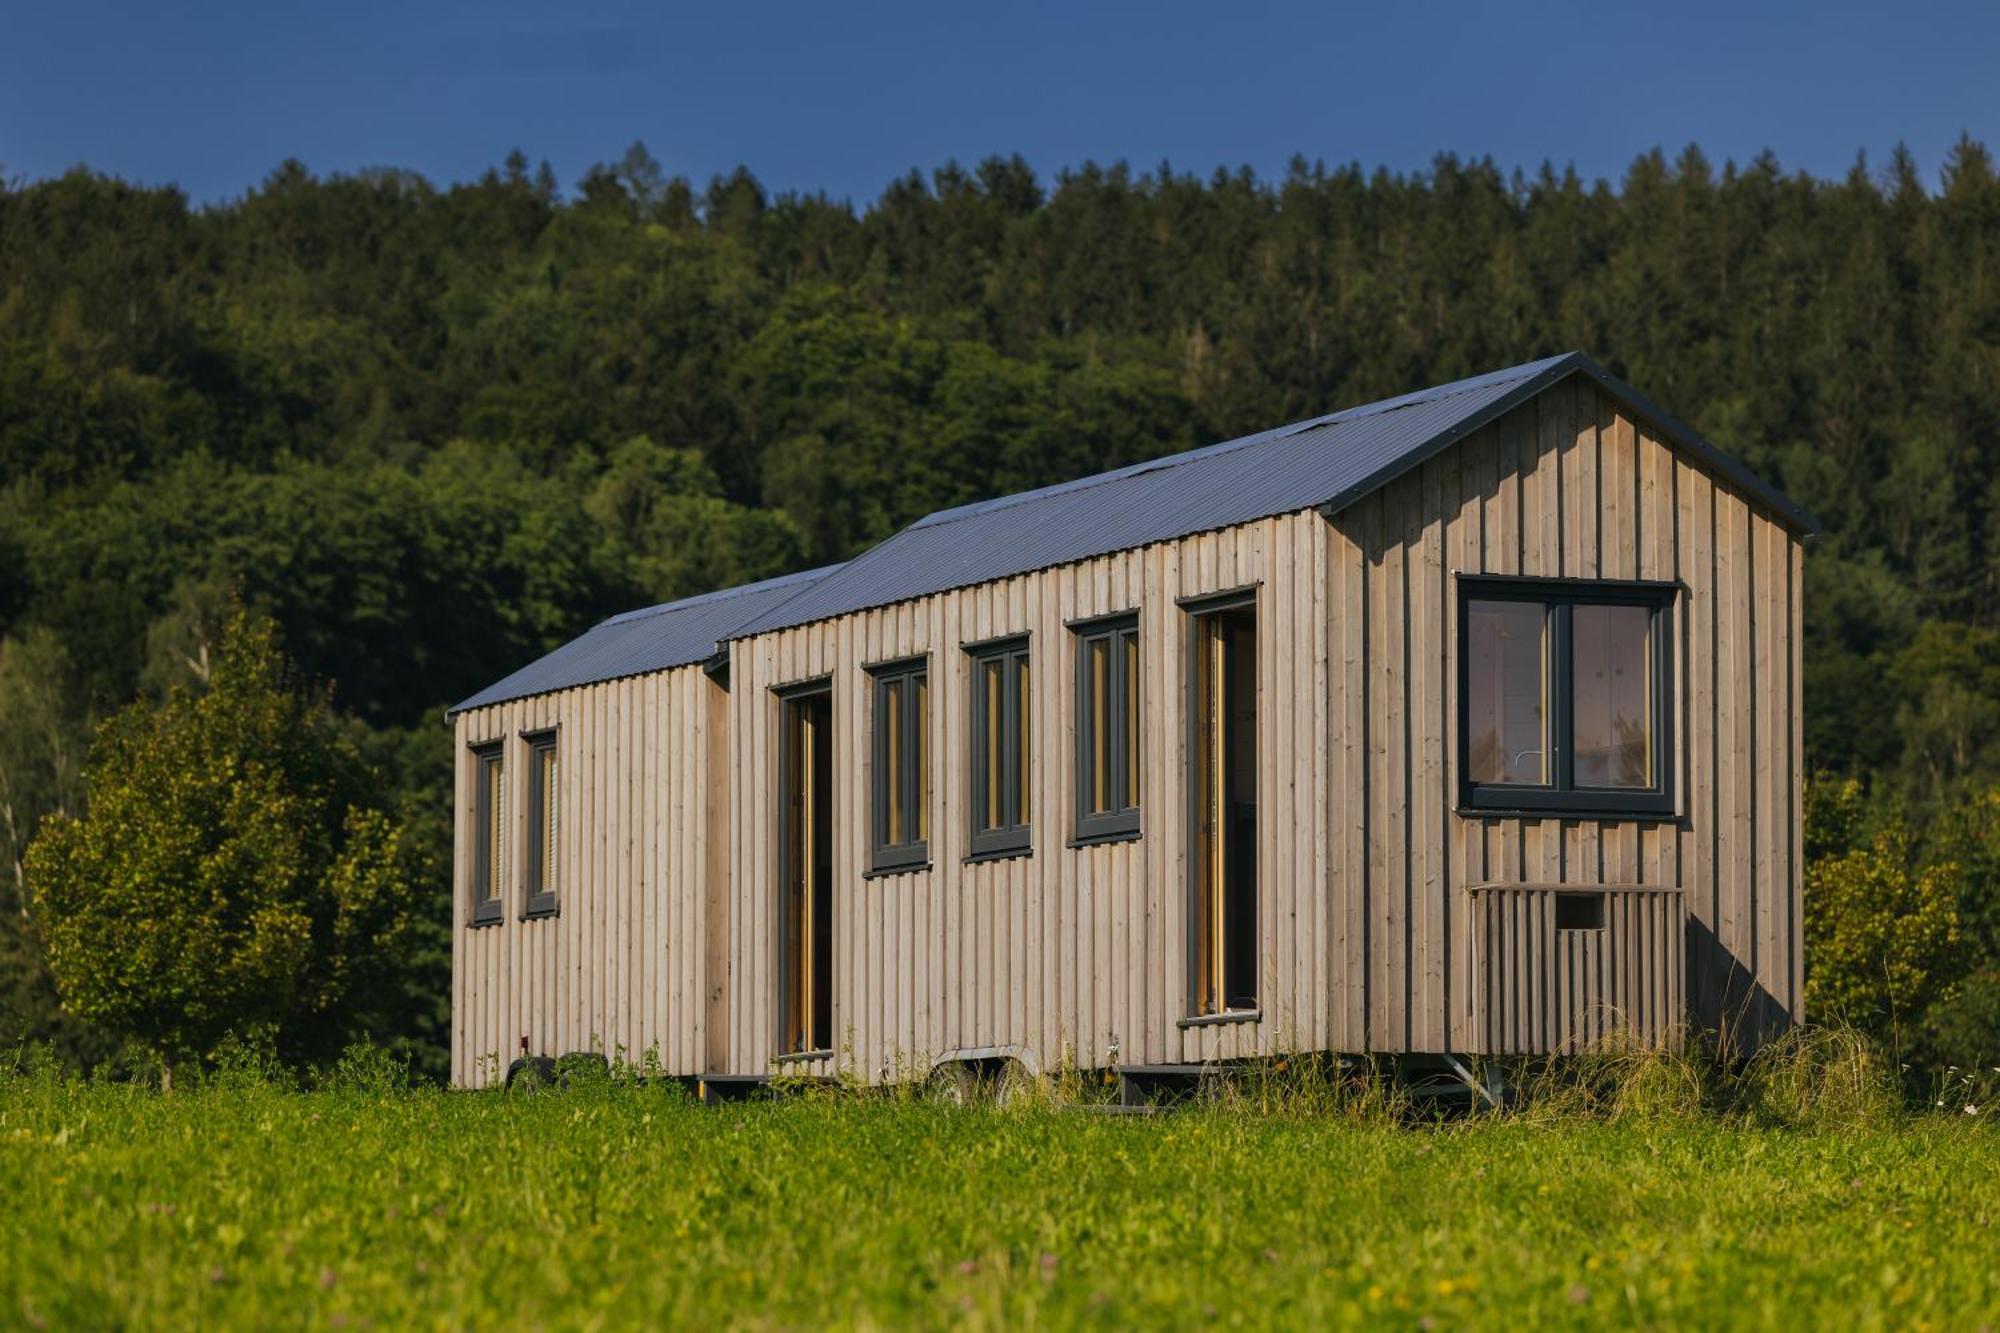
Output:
[[3, 1067, 1996, 1330]]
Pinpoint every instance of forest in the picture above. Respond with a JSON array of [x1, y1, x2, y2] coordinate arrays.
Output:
[[2, 138, 1997, 1080]]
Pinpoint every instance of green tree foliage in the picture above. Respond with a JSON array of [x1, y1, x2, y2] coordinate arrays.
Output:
[[3, 139, 2000, 1072], [0, 629, 101, 1063], [1916, 790, 2000, 1069], [585, 436, 805, 601], [25, 611, 414, 1084], [1802, 779, 1963, 1040]]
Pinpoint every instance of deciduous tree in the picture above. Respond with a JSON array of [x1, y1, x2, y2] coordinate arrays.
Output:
[[26, 610, 413, 1086]]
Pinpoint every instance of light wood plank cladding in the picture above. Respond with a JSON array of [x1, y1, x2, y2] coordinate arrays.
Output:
[[716, 377, 1799, 1078], [450, 666, 726, 1088], [1326, 377, 1804, 1054], [452, 373, 1807, 1086], [1469, 884, 1687, 1054], [725, 516, 1325, 1079]]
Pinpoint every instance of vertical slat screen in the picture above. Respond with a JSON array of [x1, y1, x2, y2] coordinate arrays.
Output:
[[1469, 884, 1687, 1055]]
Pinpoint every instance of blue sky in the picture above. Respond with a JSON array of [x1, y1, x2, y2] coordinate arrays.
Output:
[[3, 1, 1995, 205]]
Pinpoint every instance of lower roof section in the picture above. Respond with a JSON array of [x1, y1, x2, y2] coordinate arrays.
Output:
[[446, 563, 841, 717]]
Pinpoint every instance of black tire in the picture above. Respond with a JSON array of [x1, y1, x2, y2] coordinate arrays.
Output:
[[506, 1055, 558, 1090]]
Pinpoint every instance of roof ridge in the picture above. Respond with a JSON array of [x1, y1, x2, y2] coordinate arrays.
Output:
[[905, 355, 1574, 537]]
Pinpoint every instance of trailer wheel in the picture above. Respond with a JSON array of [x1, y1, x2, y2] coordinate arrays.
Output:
[[924, 1062, 982, 1106], [505, 1055, 557, 1091], [991, 1059, 1036, 1107]]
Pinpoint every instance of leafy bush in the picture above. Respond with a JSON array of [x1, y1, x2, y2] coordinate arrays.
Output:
[[26, 610, 416, 1086], [1802, 778, 1962, 1040], [316, 1039, 412, 1096]]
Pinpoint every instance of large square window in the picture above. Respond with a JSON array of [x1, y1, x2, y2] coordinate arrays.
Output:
[[1459, 578, 1674, 817]]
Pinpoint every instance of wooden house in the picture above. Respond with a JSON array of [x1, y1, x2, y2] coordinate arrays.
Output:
[[445, 566, 835, 1087], [450, 353, 1814, 1091]]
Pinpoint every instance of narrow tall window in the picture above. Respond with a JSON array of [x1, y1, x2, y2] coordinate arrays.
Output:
[[778, 687, 833, 1054], [1189, 595, 1258, 1015], [1073, 613, 1140, 842], [968, 637, 1031, 859], [471, 742, 504, 927], [1459, 577, 1675, 816], [870, 657, 930, 872], [524, 731, 558, 918]]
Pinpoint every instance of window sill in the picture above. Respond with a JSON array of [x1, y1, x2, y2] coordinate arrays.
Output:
[[774, 1049, 834, 1065], [1456, 803, 1683, 824], [1067, 827, 1142, 850], [1178, 1010, 1261, 1030], [864, 860, 931, 880], [468, 907, 504, 929], [964, 844, 1033, 867], [521, 896, 559, 922]]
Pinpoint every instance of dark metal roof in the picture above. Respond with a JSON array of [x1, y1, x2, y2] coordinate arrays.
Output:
[[448, 564, 842, 716], [727, 351, 1814, 641]]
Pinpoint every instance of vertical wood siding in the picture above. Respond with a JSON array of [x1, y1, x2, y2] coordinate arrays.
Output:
[[724, 512, 1335, 1080], [453, 377, 1805, 1085], [450, 668, 724, 1087], [709, 379, 1803, 1080], [1468, 885, 1687, 1054], [1327, 378, 1804, 1054]]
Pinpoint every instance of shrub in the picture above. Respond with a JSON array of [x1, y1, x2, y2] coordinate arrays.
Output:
[[1802, 779, 1962, 1041], [318, 1040, 412, 1096]]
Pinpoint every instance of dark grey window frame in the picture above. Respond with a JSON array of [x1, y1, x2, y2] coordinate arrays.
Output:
[[774, 676, 835, 1057], [469, 739, 505, 928], [965, 634, 1032, 862], [1179, 585, 1261, 1018], [522, 728, 559, 920], [868, 654, 930, 874], [1070, 611, 1141, 846], [1456, 574, 1677, 818]]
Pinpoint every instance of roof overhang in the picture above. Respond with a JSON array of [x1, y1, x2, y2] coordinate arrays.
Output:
[[1315, 352, 1820, 536]]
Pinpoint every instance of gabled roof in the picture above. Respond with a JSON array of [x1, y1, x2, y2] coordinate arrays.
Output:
[[447, 563, 841, 716], [726, 351, 1815, 642]]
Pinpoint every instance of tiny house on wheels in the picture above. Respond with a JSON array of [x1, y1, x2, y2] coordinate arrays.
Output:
[[448, 352, 1815, 1095]]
